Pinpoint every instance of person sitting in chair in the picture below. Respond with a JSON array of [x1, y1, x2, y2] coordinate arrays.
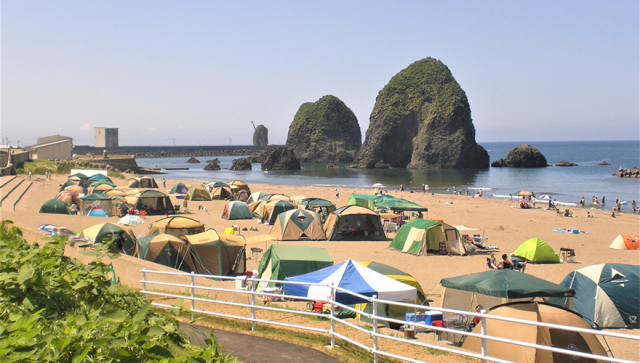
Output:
[[509, 253, 527, 272], [470, 305, 484, 330], [486, 253, 497, 269], [496, 254, 512, 270]]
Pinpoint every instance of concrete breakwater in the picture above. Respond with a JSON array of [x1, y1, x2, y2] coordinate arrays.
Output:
[[73, 145, 273, 158]]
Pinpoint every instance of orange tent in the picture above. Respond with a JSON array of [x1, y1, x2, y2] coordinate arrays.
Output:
[[609, 235, 639, 250]]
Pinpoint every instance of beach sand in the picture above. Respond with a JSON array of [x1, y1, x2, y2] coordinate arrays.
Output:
[[2, 173, 638, 360]]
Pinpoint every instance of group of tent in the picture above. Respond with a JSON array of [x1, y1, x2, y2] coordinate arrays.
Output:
[[40, 174, 179, 217], [78, 219, 246, 276], [167, 181, 251, 202]]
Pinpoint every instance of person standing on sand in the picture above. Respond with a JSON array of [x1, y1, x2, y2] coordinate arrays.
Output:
[[162, 178, 166, 188], [335, 188, 339, 198], [580, 197, 585, 208], [422, 184, 426, 194]]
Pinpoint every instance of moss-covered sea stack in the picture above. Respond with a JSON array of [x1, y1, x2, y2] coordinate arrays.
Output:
[[286, 95, 361, 162], [354, 58, 489, 169]]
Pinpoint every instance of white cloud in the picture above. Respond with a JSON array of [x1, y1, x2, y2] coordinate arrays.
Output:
[[147, 126, 159, 132], [81, 123, 91, 131]]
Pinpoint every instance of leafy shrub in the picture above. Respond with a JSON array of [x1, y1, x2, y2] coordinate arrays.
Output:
[[0, 221, 234, 362]]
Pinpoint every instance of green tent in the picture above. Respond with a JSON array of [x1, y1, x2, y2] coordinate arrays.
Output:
[[221, 201, 252, 220], [169, 182, 189, 194], [389, 219, 468, 255], [514, 238, 561, 263], [256, 245, 333, 289], [375, 198, 428, 212], [80, 193, 113, 201], [39, 199, 71, 214], [81, 223, 135, 254], [441, 269, 574, 299], [347, 194, 379, 209], [185, 187, 211, 201]]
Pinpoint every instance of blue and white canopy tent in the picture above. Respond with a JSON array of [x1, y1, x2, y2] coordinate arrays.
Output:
[[284, 259, 417, 305]]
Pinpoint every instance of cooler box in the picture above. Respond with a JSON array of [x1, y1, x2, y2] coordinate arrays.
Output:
[[423, 310, 444, 325], [405, 313, 426, 323], [571, 229, 579, 234]]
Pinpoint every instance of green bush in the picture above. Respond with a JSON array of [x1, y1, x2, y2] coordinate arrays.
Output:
[[0, 221, 235, 362]]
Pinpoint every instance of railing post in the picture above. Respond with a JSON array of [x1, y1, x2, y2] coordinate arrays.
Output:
[[330, 283, 336, 348], [142, 268, 147, 299], [251, 279, 256, 332], [190, 271, 195, 320], [480, 308, 487, 363], [372, 295, 379, 363]]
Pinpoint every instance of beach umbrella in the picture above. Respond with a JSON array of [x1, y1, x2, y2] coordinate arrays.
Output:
[[516, 190, 535, 197], [538, 195, 552, 200], [372, 183, 385, 188]]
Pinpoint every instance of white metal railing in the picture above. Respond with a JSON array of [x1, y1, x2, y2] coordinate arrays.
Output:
[[140, 268, 640, 363]]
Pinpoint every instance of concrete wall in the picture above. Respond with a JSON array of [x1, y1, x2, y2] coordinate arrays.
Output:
[[74, 145, 267, 155], [31, 140, 73, 160], [9, 150, 30, 167]]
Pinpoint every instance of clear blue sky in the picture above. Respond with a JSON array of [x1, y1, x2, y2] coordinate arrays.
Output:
[[2, 1, 638, 146]]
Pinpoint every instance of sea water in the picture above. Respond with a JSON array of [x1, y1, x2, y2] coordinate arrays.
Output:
[[137, 140, 640, 212]]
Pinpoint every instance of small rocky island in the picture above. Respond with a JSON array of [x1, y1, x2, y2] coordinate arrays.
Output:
[[261, 147, 301, 170], [491, 145, 548, 167], [204, 159, 221, 171], [185, 156, 200, 163], [555, 161, 578, 167], [286, 95, 361, 162], [230, 158, 252, 171], [354, 57, 489, 169]]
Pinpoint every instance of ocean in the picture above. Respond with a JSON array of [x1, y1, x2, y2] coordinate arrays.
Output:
[[137, 140, 640, 212]]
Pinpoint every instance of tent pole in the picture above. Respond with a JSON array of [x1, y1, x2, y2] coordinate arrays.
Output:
[[330, 284, 336, 348], [190, 271, 195, 320]]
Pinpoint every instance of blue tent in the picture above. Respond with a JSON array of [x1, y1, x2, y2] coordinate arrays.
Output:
[[87, 207, 108, 217], [284, 259, 416, 305], [549, 263, 639, 329]]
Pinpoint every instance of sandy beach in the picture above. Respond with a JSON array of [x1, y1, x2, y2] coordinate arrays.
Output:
[[2, 172, 638, 360]]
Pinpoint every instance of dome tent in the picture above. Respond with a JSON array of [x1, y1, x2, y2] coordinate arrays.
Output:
[[323, 205, 386, 241], [514, 238, 560, 263], [268, 209, 326, 241], [389, 219, 468, 255], [221, 201, 252, 220], [39, 199, 71, 214], [549, 263, 640, 329], [147, 216, 205, 237], [81, 223, 135, 254], [609, 235, 639, 250], [462, 302, 607, 363]]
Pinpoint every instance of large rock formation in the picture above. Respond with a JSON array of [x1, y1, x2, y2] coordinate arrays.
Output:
[[286, 95, 361, 162], [354, 58, 489, 169], [230, 158, 252, 171], [253, 125, 269, 146], [261, 147, 301, 170], [185, 156, 200, 163], [491, 145, 548, 167]]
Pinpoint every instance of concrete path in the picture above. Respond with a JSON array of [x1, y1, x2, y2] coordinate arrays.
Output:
[[179, 322, 342, 363]]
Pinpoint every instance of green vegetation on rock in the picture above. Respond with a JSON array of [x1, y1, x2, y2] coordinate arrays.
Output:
[[0, 221, 234, 362], [286, 95, 361, 162], [354, 57, 489, 169]]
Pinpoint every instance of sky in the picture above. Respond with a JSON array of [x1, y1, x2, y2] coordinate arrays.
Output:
[[2, 1, 638, 147]]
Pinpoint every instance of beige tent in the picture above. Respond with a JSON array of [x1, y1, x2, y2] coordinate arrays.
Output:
[[289, 195, 308, 207], [179, 229, 246, 276], [462, 302, 607, 363], [269, 209, 326, 241], [147, 216, 205, 237]]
